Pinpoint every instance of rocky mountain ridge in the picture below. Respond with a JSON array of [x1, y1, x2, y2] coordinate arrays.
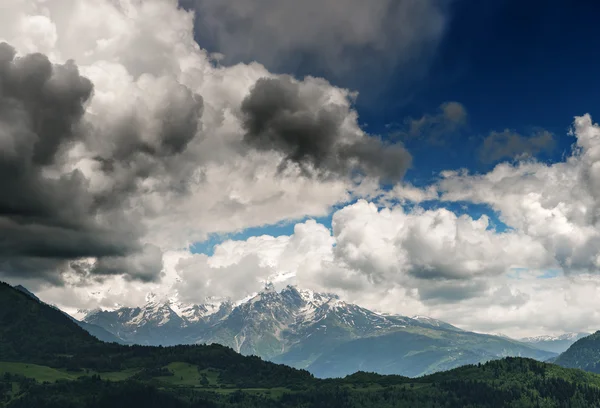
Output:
[[82, 285, 555, 377]]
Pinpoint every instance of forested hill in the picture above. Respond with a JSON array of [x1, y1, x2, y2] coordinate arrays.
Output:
[[3, 281, 600, 407], [555, 331, 600, 373], [0, 281, 100, 362]]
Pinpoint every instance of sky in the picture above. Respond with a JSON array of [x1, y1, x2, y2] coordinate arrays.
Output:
[[1, 0, 600, 338]]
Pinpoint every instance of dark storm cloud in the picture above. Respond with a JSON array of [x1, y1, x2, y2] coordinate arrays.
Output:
[[241, 77, 412, 182], [0, 43, 202, 283], [479, 129, 555, 163]]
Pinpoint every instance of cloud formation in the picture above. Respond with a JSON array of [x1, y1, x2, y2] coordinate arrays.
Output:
[[391, 101, 467, 144], [0, 0, 400, 285], [185, 0, 448, 78], [438, 115, 600, 274], [5, 0, 600, 340], [479, 129, 555, 163], [241, 77, 412, 181], [0, 42, 143, 281]]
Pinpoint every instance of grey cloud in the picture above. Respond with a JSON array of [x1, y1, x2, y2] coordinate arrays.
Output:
[[175, 254, 274, 302], [394, 101, 467, 145], [81, 244, 165, 283], [479, 129, 555, 163], [185, 0, 447, 81], [0, 43, 203, 283], [417, 279, 489, 304], [241, 77, 411, 182]]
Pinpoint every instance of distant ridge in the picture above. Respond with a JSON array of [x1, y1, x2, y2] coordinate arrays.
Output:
[[520, 332, 590, 354]]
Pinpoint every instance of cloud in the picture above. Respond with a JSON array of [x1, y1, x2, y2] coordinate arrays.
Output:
[[0, 0, 386, 285], [479, 129, 555, 163], [438, 115, 600, 274], [316, 200, 549, 301], [175, 254, 274, 302], [241, 76, 412, 182], [184, 0, 448, 78], [0, 42, 148, 281], [7, 0, 600, 340], [391, 101, 467, 144], [22, 192, 600, 338]]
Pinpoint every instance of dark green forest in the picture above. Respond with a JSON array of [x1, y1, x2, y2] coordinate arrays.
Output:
[[3, 282, 600, 407]]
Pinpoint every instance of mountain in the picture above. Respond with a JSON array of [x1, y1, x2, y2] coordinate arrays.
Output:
[[520, 332, 590, 354], [82, 285, 556, 377], [306, 325, 555, 378], [13, 285, 125, 345], [555, 331, 600, 373], [2, 280, 600, 408], [0, 282, 100, 363], [84, 294, 232, 346]]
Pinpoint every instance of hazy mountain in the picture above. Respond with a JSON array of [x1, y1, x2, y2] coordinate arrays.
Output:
[[81, 285, 556, 377], [307, 326, 556, 378], [520, 332, 590, 354]]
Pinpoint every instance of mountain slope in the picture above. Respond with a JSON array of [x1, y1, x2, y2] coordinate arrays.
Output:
[[520, 332, 589, 354], [82, 285, 555, 377], [555, 331, 600, 373], [13, 285, 124, 344], [307, 325, 556, 378], [0, 282, 100, 362]]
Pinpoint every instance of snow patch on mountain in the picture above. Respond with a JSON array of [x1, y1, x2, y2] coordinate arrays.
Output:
[[520, 333, 588, 342]]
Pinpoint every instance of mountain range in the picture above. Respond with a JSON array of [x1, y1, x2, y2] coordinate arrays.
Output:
[[3, 280, 600, 408], [81, 284, 556, 377]]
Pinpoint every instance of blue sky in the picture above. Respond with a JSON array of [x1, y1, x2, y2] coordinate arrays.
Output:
[[191, 0, 599, 254], [361, 0, 600, 180]]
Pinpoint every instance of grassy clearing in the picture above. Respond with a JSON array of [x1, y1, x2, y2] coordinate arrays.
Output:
[[153, 362, 292, 398], [0, 362, 139, 384], [155, 362, 228, 389], [155, 362, 204, 387], [206, 387, 291, 398], [0, 362, 75, 383], [98, 368, 140, 381]]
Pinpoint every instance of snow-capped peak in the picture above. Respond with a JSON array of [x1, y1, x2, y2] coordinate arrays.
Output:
[[145, 292, 159, 304], [411, 315, 439, 324], [294, 287, 338, 307], [520, 333, 588, 342]]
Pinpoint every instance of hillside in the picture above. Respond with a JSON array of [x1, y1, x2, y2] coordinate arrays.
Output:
[[0, 282, 100, 363], [13, 285, 125, 345], [3, 356, 600, 407], [555, 331, 600, 373], [306, 327, 553, 378], [2, 281, 600, 407]]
